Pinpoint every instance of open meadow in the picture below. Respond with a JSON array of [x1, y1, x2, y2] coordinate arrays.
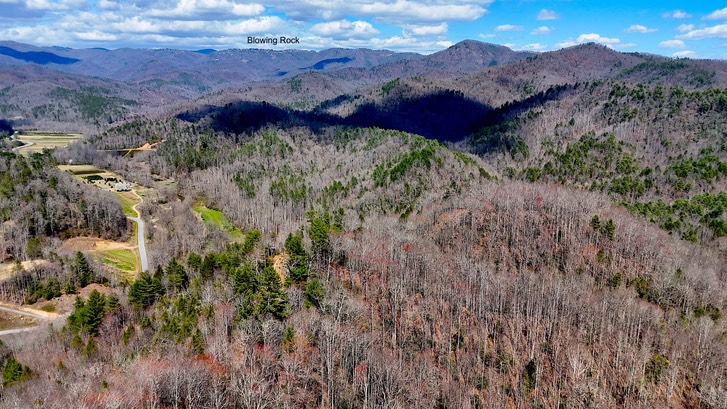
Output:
[[14, 133, 82, 155]]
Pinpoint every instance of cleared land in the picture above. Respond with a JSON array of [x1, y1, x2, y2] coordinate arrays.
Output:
[[56, 165, 146, 278], [0, 311, 37, 331], [14, 133, 82, 155], [193, 204, 243, 239], [115, 190, 141, 217]]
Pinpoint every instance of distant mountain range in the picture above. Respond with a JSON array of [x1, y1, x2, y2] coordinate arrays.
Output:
[[1, 39, 727, 129]]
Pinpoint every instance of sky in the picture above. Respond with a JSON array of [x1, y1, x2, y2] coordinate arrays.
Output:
[[1, 0, 727, 58]]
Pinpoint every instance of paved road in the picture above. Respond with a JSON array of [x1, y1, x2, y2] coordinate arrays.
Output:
[[130, 190, 149, 272]]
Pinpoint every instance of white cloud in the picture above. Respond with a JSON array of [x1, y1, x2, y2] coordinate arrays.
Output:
[[306, 35, 452, 53], [516, 43, 546, 51], [557, 33, 633, 49], [576, 33, 620, 45], [404, 23, 448, 36], [676, 24, 694, 32], [25, 0, 86, 11], [144, 0, 265, 20], [478, 33, 495, 39], [531, 26, 551, 35], [495, 24, 522, 32], [75, 31, 119, 41], [677, 24, 727, 39], [537, 9, 559, 21], [310, 19, 379, 39], [97, 0, 119, 10], [277, 0, 489, 23], [673, 50, 695, 57], [662, 10, 692, 19], [625, 24, 656, 33], [659, 39, 686, 48], [704, 7, 727, 20], [94, 15, 285, 36]]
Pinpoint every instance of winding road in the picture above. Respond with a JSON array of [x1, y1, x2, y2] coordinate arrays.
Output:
[[9, 133, 33, 153], [0, 304, 58, 337], [129, 190, 149, 272]]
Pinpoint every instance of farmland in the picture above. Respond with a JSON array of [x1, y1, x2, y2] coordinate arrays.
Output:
[[13, 132, 81, 155]]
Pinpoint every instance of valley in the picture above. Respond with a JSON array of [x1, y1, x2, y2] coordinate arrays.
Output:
[[0, 39, 725, 409]]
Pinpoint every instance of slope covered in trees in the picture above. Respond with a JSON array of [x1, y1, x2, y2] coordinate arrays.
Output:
[[0, 40, 726, 409]]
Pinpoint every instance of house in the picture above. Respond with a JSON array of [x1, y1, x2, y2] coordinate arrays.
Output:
[[114, 181, 132, 191]]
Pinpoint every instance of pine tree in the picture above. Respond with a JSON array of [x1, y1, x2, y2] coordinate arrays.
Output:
[[231, 264, 257, 296], [257, 265, 289, 319], [200, 254, 216, 280], [73, 251, 92, 287], [129, 271, 163, 307], [105, 293, 121, 311], [285, 232, 309, 283], [167, 258, 189, 290], [82, 290, 106, 336], [82, 337, 96, 358], [2, 355, 31, 387], [309, 216, 330, 255], [153, 264, 164, 282], [603, 219, 616, 240], [187, 252, 202, 272], [191, 329, 204, 354], [304, 279, 324, 309]]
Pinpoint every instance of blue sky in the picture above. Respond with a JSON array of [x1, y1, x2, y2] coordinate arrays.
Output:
[[1, 0, 726, 58]]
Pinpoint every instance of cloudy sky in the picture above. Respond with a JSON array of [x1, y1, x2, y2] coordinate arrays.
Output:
[[1, 0, 726, 58]]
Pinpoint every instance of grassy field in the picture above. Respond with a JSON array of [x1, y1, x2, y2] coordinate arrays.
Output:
[[98, 249, 137, 273], [57, 164, 101, 174], [193, 204, 243, 239], [114, 191, 140, 217], [15, 133, 82, 155]]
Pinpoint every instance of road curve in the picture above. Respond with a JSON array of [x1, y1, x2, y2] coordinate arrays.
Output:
[[0, 305, 50, 320], [130, 190, 149, 272], [0, 304, 56, 337]]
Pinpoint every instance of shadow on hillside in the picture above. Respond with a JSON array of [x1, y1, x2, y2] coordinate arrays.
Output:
[[342, 91, 493, 142], [177, 91, 495, 143], [177, 101, 339, 135]]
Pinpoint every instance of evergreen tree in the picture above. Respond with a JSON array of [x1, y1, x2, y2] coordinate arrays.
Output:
[[82, 289, 106, 336], [603, 219, 616, 240], [82, 337, 96, 358], [285, 232, 309, 283], [2, 355, 31, 387], [285, 232, 306, 260], [231, 264, 257, 296], [105, 293, 121, 311], [153, 264, 164, 282], [590, 215, 601, 230], [256, 265, 289, 319], [72, 251, 92, 287], [64, 280, 77, 295], [129, 271, 163, 307], [187, 252, 202, 272], [308, 216, 330, 255], [191, 329, 204, 354], [200, 254, 216, 280], [167, 258, 189, 290], [304, 279, 324, 309]]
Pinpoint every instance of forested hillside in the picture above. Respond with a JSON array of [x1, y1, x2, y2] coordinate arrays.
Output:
[[0, 40, 726, 409]]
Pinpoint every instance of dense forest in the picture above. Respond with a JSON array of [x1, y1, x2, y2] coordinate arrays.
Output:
[[0, 41, 726, 409]]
